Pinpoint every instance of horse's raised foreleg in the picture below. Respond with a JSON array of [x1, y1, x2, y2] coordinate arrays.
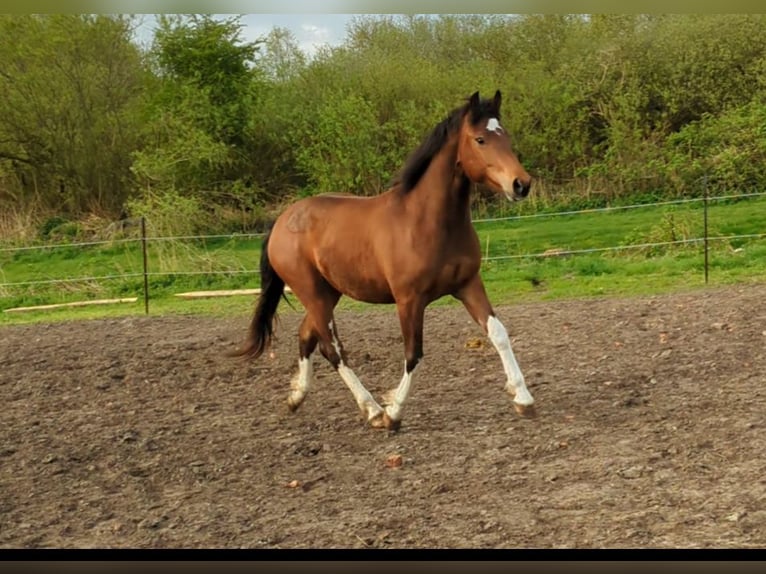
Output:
[[455, 276, 536, 417], [379, 299, 426, 431], [287, 315, 317, 411]]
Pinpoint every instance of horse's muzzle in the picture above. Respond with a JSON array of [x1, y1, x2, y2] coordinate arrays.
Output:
[[513, 177, 531, 199]]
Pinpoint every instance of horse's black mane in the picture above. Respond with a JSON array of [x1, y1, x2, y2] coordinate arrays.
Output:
[[391, 94, 501, 194]]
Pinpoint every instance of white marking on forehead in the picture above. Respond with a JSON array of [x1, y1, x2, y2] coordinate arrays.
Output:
[[486, 118, 504, 134]]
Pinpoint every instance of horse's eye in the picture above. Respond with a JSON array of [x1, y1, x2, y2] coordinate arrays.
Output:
[[475, 137, 485, 145]]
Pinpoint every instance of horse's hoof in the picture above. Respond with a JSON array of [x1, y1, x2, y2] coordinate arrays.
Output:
[[287, 397, 303, 412], [382, 412, 402, 432], [514, 402, 537, 418], [368, 412, 401, 432], [368, 412, 388, 429]]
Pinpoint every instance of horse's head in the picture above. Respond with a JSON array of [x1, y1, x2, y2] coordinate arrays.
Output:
[[457, 90, 531, 202]]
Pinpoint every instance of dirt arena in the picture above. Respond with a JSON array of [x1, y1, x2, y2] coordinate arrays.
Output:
[[1, 283, 765, 548]]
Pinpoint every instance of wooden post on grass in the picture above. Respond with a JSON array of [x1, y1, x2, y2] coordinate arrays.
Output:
[[703, 176, 709, 285], [141, 216, 149, 314]]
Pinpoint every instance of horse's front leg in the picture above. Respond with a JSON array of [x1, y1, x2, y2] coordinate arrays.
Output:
[[455, 276, 536, 417], [380, 298, 426, 432]]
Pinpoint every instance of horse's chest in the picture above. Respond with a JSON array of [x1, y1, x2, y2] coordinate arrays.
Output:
[[438, 233, 481, 279], [394, 251, 479, 298], [394, 232, 481, 294], [436, 256, 480, 289]]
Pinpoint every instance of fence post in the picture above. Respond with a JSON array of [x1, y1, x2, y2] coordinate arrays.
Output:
[[141, 216, 149, 314], [703, 175, 709, 284]]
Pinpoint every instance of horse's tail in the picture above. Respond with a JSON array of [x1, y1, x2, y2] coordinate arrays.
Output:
[[230, 226, 285, 360]]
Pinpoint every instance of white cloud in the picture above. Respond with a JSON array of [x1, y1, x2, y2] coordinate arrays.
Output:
[[301, 23, 330, 39], [133, 14, 356, 58], [240, 14, 352, 58], [297, 23, 334, 56]]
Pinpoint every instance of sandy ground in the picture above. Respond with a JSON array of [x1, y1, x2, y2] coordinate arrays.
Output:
[[1, 283, 765, 548]]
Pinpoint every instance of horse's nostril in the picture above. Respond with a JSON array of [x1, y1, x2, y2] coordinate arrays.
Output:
[[513, 178, 531, 197]]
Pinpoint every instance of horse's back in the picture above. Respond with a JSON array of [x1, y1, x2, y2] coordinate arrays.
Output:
[[268, 192, 397, 303], [275, 192, 391, 236]]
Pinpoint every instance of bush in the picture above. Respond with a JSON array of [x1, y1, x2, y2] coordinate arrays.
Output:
[[662, 101, 766, 196], [622, 210, 704, 257], [125, 188, 207, 238]]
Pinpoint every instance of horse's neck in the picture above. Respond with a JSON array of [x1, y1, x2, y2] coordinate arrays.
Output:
[[405, 141, 472, 227]]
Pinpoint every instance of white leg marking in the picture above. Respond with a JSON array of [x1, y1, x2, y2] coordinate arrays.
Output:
[[288, 356, 313, 407], [329, 321, 342, 357], [486, 315, 534, 406], [337, 363, 383, 421], [329, 321, 383, 421], [384, 360, 418, 422]]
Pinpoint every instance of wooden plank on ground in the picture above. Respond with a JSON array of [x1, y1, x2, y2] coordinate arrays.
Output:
[[4, 297, 138, 314], [174, 287, 292, 299]]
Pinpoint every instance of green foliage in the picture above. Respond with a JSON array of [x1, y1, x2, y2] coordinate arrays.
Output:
[[38, 217, 70, 240], [135, 14, 267, 217], [515, 14, 766, 198], [0, 15, 145, 216], [2, 14, 766, 232], [294, 93, 388, 194], [205, 179, 272, 233], [125, 188, 206, 238], [4, 197, 765, 324], [130, 102, 231, 190], [622, 210, 703, 257], [151, 14, 262, 147], [575, 256, 615, 277], [663, 102, 766, 195]]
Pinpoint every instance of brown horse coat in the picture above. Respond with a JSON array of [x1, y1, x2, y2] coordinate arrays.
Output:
[[235, 90, 536, 430]]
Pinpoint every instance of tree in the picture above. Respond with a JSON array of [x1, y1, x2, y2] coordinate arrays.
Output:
[[130, 14, 270, 231], [0, 15, 145, 216], [150, 14, 262, 147]]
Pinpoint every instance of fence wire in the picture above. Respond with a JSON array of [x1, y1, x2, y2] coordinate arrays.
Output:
[[483, 233, 766, 261], [2, 191, 764, 255], [472, 191, 766, 224], [1, 193, 765, 290]]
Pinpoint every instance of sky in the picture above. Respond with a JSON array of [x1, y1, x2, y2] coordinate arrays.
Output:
[[238, 14, 359, 55], [134, 14, 362, 57]]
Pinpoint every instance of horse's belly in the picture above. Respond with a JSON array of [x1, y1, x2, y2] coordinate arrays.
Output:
[[316, 257, 394, 304], [345, 284, 396, 304]]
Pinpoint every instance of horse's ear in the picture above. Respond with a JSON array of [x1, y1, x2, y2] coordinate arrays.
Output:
[[493, 90, 502, 111], [468, 91, 480, 113]]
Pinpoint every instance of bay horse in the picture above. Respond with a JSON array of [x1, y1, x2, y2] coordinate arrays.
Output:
[[234, 90, 536, 431]]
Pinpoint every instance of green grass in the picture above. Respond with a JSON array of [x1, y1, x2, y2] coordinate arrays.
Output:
[[2, 197, 765, 325]]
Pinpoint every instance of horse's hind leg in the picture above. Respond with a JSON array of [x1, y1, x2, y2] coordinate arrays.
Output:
[[287, 315, 317, 412], [320, 315, 386, 428], [294, 283, 385, 427]]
